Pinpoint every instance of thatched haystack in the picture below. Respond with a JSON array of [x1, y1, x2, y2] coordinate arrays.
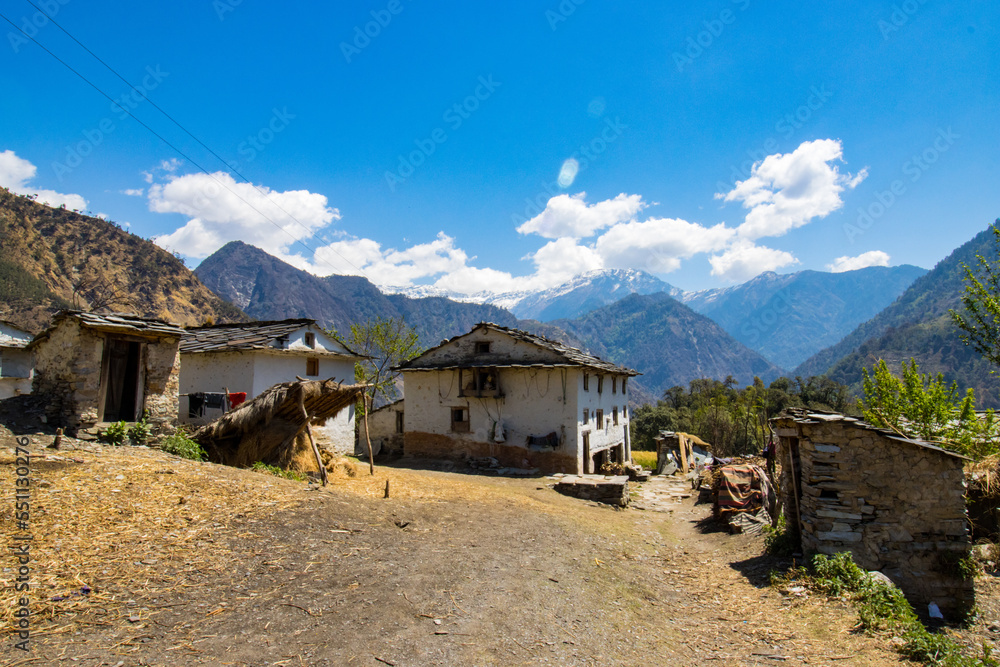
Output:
[[193, 379, 366, 473]]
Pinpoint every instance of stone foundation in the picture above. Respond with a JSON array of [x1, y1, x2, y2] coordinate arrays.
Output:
[[553, 475, 629, 506], [404, 431, 579, 474]]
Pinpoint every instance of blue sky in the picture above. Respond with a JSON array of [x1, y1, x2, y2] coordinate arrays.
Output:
[[1, 0, 997, 293]]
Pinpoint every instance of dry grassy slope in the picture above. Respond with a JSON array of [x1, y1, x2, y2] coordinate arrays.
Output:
[[0, 188, 246, 332]]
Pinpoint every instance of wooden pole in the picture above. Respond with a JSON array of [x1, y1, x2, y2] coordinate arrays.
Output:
[[298, 388, 328, 486], [678, 433, 689, 474], [363, 393, 375, 476]]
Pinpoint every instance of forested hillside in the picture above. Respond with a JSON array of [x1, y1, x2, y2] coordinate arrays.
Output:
[[0, 189, 246, 332]]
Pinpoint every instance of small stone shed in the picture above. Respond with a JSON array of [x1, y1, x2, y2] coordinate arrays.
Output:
[[772, 408, 972, 615], [29, 311, 184, 433]]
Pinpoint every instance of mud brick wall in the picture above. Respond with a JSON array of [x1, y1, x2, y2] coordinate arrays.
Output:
[[774, 416, 972, 616]]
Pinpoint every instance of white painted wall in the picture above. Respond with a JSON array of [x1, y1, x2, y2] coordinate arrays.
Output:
[[575, 369, 632, 471], [0, 324, 34, 398], [179, 325, 359, 451]]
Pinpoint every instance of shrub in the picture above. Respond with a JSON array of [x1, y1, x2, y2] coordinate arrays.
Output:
[[127, 418, 150, 445], [100, 421, 128, 446], [762, 515, 797, 557], [160, 432, 206, 461], [250, 461, 307, 482]]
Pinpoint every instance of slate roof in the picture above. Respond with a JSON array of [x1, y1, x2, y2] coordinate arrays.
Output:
[[772, 407, 970, 461], [29, 311, 184, 348], [397, 322, 640, 376], [181, 318, 361, 357], [0, 320, 33, 349]]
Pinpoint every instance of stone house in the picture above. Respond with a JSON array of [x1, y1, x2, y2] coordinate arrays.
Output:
[[396, 323, 639, 474], [179, 319, 363, 452], [0, 321, 33, 399], [29, 311, 184, 432], [772, 408, 972, 615], [357, 398, 405, 457]]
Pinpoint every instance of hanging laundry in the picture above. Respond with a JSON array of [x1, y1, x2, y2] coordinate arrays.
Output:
[[228, 392, 247, 408], [204, 393, 227, 410], [188, 393, 206, 418]]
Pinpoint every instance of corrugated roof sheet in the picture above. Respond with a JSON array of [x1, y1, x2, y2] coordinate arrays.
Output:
[[397, 322, 640, 376], [180, 318, 361, 357]]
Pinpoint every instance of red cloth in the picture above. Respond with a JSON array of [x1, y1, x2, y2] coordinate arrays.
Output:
[[228, 392, 247, 408]]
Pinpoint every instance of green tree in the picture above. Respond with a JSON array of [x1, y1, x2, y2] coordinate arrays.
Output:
[[342, 316, 422, 412], [860, 358, 998, 459], [952, 221, 1000, 367]]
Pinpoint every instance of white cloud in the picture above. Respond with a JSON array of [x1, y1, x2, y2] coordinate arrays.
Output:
[[596, 217, 734, 274], [709, 239, 799, 282], [718, 139, 868, 240], [0, 149, 88, 210], [827, 250, 891, 273], [150, 171, 340, 259], [308, 232, 471, 286], [160, 158, 182, 172], [120, 188, 144, 196], [516, 192, 645, 239]]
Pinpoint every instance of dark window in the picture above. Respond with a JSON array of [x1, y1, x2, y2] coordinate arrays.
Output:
[[613, 407, 619, 426], [474, 341, 491, 354], [462, 368, 499, 396], [582, 408, 589, 425], [451, 407, 470, 433], [583, 373, 589, 391], [612, 377, 618, 394], [395, 411, 404, 434], [306, 357, 319, 376], [595, 409, 604, 427], [622, 378, 628, 393], [597, 376, 604, 394], [304, 332, 316, 349]]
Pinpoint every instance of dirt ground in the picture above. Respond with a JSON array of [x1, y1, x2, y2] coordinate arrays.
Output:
[[2, 421, 986, 666]]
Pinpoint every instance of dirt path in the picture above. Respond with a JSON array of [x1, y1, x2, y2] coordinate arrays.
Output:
[[2, 432, 907, 666]]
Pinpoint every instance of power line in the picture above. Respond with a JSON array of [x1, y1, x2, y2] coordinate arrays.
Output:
[[4, 5, 370, 280]]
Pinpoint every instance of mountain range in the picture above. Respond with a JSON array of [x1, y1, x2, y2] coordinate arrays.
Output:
[[795, 223, 1000, 407], [194, 241, 782, 402], [386, 264, 927, 371], [4, 187, 995, 410]]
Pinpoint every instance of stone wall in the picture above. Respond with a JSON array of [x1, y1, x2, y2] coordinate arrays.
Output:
[[552, 475, 629, 506], [31, 318, 180, 433], [774, 415, 972, 616], [32, 318, 104, 431]]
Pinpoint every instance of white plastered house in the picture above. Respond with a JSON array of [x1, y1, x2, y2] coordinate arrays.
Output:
[[396, 322, 639, 474], [179, 319, 363, 452], [0, 321, 34, 399]]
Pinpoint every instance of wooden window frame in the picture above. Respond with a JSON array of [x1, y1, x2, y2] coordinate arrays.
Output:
[[582, 408, 589, 425], [583, 373, 589, 391], [451, 407, 470, 433], [306, 357, 320, 376]]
